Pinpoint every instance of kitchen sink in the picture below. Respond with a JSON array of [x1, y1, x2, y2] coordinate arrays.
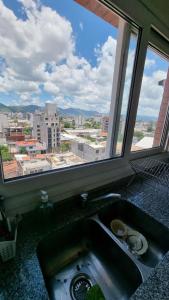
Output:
[[37, 218, 142, 300], [99, 199, 169, 268]]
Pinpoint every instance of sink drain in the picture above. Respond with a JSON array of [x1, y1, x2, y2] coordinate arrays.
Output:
[[70, 273, 93, 300]]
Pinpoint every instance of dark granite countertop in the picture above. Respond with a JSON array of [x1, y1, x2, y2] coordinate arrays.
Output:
[[1, 177, 169, 300]]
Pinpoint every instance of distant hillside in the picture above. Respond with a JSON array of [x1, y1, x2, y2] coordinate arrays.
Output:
[[0, 103, 12, 112], [58, 107, 100, 117], [10, 105, 40, 113], [0, 103, 158, 120], [0, 103, 101, 117], [136, 115, 157, 122]]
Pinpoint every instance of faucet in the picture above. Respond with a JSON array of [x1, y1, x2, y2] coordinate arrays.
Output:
[[80, 192, 121, 208]]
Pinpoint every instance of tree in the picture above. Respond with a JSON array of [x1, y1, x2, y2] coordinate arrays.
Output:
[[85, 135, 96, 142], [0, 145, 12, 161], [93, 121, 101, 129], [134, 131, 144, 141], [84, 122, 92, 128], [23, 127, 32, 135], [64, 122, 71, 128], [19, 146, 27, 154], [60, 143, 70, 152], [147, 123, 153, 132]]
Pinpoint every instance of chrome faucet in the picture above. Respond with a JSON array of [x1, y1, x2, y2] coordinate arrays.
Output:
[[80, 192, 121, 208]]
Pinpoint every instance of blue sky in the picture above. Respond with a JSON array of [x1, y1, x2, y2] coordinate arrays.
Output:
[[0, 0, 168, 118], [3, 0, 118, 67], [0, 0, 119, 111]]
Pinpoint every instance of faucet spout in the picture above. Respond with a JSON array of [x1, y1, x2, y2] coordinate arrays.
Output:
[[91, 193, 121, 203], [80, 192, 121, 208]]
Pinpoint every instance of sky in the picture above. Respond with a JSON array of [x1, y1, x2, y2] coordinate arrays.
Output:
[[0, 0, 168, 117]]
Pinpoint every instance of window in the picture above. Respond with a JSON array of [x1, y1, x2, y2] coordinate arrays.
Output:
[[0, 0, 138, 181], [131, 46, 169, 152], [114, 32, 138, 155]]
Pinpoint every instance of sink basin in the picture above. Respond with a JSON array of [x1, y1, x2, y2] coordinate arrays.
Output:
[[99, 199, 169, 268], [37, 218, 142, 300]]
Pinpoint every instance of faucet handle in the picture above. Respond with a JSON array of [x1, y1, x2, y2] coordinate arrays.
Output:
[[81, 193, 88, 200], [40, 190, 48, 203], [80, 193, 88, 208]]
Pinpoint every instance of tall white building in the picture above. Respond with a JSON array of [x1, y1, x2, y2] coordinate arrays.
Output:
[[33, 103, 60, 152], [0, 113, 9, 137], [74, 115, 86, 127]]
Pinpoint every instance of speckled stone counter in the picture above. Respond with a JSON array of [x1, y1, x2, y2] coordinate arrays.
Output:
[[1, 178, 169, 300]]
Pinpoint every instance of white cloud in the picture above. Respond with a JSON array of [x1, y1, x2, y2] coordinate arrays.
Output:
[[0, 0, 74, 91], [79, 22, 83, 31], [18, 0, 40, 10], [0, 0, 167, 117], [43, 82, 60, 95], [137, 71, 166, 117]]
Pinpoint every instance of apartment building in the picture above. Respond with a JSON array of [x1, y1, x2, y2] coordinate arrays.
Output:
[[0, 113, 9, 137], [4, 127, 25, 142], [33, 103, 61, 152], [71, 139, 106, 161], [17, 158, 52, 176], [102, 116, 109, 132]]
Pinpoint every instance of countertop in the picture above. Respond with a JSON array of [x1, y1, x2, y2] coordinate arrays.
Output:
[[1, 177, 169, 300]]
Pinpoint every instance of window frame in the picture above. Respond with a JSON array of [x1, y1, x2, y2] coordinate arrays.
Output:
[[0, 0, 169, 214], [0, 3, 140, 184], [129, 30, 169, 160]]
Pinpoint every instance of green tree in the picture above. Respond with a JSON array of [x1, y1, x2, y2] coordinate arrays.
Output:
[[60, 143, 70, 152], [72, 120, 76, 129], [64, 122, 71, 128], [134, 131, 144, 141], [23, 127, 32, 135], [147, 123, 153, 132], [85, 135, 96, 142], [0, 145, 12, 161], [84, 122, 92, 128], [19, 146, 27, 154], [93, 121, 101, 129]]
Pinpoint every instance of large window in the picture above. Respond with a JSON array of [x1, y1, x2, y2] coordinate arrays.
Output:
[[0, 0, 138, 180], [131, 46, 169, 152]]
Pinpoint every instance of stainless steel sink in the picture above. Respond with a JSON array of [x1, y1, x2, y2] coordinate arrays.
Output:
[[37, 218, 142, 300], [99, 199, 169, 268]]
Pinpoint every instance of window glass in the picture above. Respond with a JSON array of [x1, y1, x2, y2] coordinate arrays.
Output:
[[0, 0, 137, 180], [132, 47, 169, 151], [115, 33, 138, 155]]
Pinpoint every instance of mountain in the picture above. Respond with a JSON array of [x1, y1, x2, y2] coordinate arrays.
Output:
[[136, 115, 157, 122], [0, 103, 13, 112], [58, 107, 100, 117], [0, 103, 157, 122], [0, 103, 158, 120], [10, 105, 40, 113], [0, 103, 101, 117]]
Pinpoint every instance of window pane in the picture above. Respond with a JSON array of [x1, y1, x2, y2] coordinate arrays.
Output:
[[131, 47, 169, 151], [0, 0, 136, 180], [115, 33, 138, 155]]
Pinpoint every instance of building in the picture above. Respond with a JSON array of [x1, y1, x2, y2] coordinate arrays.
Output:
[[4, 127, 25, 142], [71, 138, 106, 161], [101, 116, 109, 132], [16, 155, 51, 176], [73, 115, 86, 127], [153, 70, 169, 147], [0, 113, 9, 137], [15, 140, 47, 155], [33, 103, 60, 152]]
